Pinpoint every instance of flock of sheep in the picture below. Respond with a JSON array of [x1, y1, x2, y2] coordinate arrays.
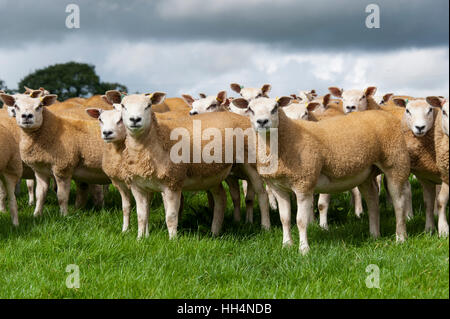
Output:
[[0, 83, 448, 254]]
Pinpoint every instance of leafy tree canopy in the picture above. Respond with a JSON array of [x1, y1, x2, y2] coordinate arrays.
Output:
[[18, 62, 128, 101]]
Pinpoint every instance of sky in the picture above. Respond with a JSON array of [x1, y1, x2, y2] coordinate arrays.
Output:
[[0, 0, 448, 98]]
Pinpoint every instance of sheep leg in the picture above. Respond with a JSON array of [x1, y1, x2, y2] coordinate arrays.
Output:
[[385, 177, 408, 243], [75, 182, 89, 209], [418, 179, 436, 232], [294, 191, 314, 254], [245, 182, 255, 224], [436, 183, 449, 237], [376, 174, 382, 195], [26, 179, 35, 206], [270, 185, 292, 247], [162, 188, 182, 239], [225, 176, 241, 222], [90, 184, 104, 208], [114, 181, 131, 232], [317, 193, 331, 230], [2, 173, 19, 226], [242, 180, 248, 198], [351, 187, 364, 218], [131, 185, 150, 239], [358, 177, 380, 238], [0, 180, 6, 212], [434, 184, 442, 217], [33, 172, 50, 217], [14, 182, 21, 196], [241, 164, 270, 230], [266, 184, 278, 211], [55, 176, 72, 216], [209, 184, 226, 236], [206, 191, 214, 211]]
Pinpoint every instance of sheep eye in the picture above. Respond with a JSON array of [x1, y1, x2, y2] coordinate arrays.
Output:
[[406, 109, 411, 115], [427, 108, 433, 115], [443, 110, 447, 116], [271, 106, 278, 115], [247, 107, 255, 115], [99, 118, 103, 124], [145, 103, 152, 110], [117, 118, 123, 124], [14, 104, 19, 110], [206, 104, 217, 110], [121, 104, 127, 110]]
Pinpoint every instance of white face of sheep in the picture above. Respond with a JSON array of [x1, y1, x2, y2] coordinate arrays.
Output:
[[231, 97, 293, 132], [105, 91, 166, 137], [182, 91, 228, 115], [329, 87, 377, 114], [442, 100, 449, 136], [86, 109, 126, 143], [0, 93, 57, 130], [394, 99, 434, 137], [282, 101, 309, 120], [426, 96, 449, 137], [230, 83, 271, 101]]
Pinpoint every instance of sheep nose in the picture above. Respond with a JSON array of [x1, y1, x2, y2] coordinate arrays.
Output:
[[21, 113, 33, 120], [103, 131, 113, 138], [415, 125, 426, 132], [257, 119, 269, 126], [129, 116, 142, 124], [346, 106, 356, 112], [190, 110, 198, 116]]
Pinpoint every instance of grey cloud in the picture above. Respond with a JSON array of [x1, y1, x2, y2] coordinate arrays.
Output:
[[0, 0, 448, 50]]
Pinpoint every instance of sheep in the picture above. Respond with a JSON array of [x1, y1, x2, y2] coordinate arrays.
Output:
[[0, 93, 111, 217], [85, 107, 132, 231], [328, 86, 378, 114], [105, 90, 270, 239], [0, 123, 22, 226], [229, 83, 272, 115], [231, 96, 411, 253], [182, 91, 268, 223], [380, 97, 446, 234], [423, 96, 449, 236]]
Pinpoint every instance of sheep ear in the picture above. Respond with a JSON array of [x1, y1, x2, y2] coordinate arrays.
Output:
[[86, 108, 102, 119], [24, 86, 33, 94], [40, 94, 58, 106], [277, 96, 293, 107], [364, 86, 377, 97], [328, 87, 343, 98], [426, 96, 444, 109], [149, 92, 166, 105], [216, 91, 227, 105], [230, 83, 242, 94], [307, 102, 320, 112], [231, 98, 249, 109], [199, 93, 207, 99], [261, 84, 271, 97], [105, 90, 122, 104], [383, 93, 393, 103], [310, 89, 317, 97], [101, 95, 113, 105], [322, 94, 331, 108], [393, 98, 407, 108], [182, 94, 195, 107], [0, 93, 15, 107]]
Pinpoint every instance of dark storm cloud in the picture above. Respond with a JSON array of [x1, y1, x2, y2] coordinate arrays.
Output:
[[0, 0, 448, 50]]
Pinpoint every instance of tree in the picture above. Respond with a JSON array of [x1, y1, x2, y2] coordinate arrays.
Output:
[[0, 79, 7, 91], [18, 62, 127, 101]]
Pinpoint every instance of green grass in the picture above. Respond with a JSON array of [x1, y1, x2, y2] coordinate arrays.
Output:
[[0, 178, 448, 299]]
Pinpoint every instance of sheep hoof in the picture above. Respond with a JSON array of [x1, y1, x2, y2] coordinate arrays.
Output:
[[438, 224, 449, 238], [282, 240, 293, 248], [319, 223, 329, 231], [396, 234, 407, 243], [424, 224, 435, 233], [299, 245, 310, 255]]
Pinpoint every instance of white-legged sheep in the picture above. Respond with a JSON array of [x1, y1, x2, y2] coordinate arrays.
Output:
[[231, 96, 411, 253]]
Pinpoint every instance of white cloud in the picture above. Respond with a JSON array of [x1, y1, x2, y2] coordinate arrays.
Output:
[[0, 34, 448, 98]]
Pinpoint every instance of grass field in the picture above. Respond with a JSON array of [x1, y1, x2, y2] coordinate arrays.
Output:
[[0, 178, 448, 299]]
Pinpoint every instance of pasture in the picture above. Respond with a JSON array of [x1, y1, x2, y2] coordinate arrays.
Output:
[[0, 177, 448, 299]]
